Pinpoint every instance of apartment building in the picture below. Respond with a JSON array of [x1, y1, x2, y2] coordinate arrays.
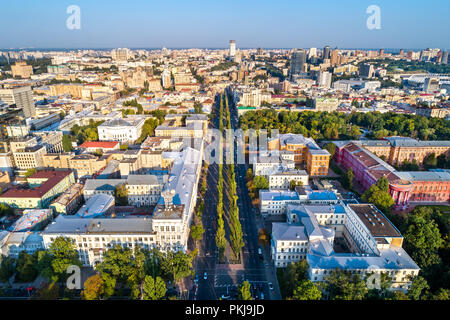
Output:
[[11, 61, 33, 79], [49, 182, 84, 215], [43, 153, 112, 180], [12, 145, 46, 170], [0, 86, 36, 118]]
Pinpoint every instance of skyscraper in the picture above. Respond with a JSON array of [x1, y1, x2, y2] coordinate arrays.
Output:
[[289, 49, 306, 78], [229, 40, 236, 57], [111, 48, 131, 62], [441, 51, 448, 65], [359, 63, 375, 79], [323, 45, 331, 60], [318, 71, 332, 88], [0, 86, 36, 118], [161, 67, 172, 89], [308, 48, 317, 59], [330, 50, 339, 66]]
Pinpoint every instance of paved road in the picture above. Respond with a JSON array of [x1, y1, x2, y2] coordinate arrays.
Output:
[[192, 93, 281, 300]]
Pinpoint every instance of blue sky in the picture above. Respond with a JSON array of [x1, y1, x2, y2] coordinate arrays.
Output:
[[1, 0, 449, 49]]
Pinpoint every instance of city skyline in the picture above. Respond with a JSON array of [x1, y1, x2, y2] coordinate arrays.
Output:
[[1, 0, 449, 49]]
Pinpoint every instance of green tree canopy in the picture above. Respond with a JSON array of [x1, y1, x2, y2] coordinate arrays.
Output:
[[142, 276, 167, 300], [291, 280, 322, 300]]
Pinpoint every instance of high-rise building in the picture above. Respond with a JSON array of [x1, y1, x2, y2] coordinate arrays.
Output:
[[111, 48, 131, 62], [308, 48, 317, 59], [441, 51, 448, 65], [330, 50, 339, 66], [359, 63, 375, 79], [161, 68, 172, 89], [323, 45, 331, 60], [229, 40, 236, 57], [11, 61, 33, 79], [289, 49, 306, 78], [399, 49, 405, 57], [318, 71, 332, 88], [0, 86, 36, 118]]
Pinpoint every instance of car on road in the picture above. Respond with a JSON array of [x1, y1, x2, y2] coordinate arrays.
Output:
[[194, 274, 199, 283], [221, 295, 231, 300], [203, 272, 208, 280], [260, 292, 264, 299], [268, 282, 274, 290]]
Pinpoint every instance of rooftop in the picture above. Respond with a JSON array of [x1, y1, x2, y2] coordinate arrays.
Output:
[[0, 170, 73, 199], [349, 204, 402, 238]]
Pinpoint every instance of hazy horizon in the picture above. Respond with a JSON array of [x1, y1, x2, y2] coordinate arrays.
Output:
[[1, 0, 449, 49]]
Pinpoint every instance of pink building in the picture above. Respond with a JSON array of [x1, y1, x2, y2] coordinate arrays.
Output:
[[334, 142, 416, 209]]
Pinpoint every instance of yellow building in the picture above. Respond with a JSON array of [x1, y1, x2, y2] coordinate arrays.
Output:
[[43, 153, 112, 179], [49, 84, 84, 98], [269, 134, 330, 176]]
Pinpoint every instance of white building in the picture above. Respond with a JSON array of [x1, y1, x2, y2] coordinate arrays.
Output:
[[252, 153, 295, 176], [126, 174, 166, 207], [42, 215, 156, 266], [271, 202, 420, 291], [98, 118, 145, 144], [268, 170, 309, 190], [75, 194, 115, 218], [0, 232, 44, 259], [259, 190, 301, 216]]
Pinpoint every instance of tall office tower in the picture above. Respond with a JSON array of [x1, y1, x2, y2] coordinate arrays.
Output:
[[308, 47, 317, 59], [318, 71, 332, 88], [424, 78, 440, 93], [0, 86, 36, 118], [257, 48, 264, 55], [289, 49, 306, 78], [359, 63, 375, 79], [399, 49, 405, 57], [379, 49, 384, 56], [229, 40, 236, 57], [441, 51, 448, 65], [330, 50, 339, 66], [111, 48, 131, 61], [323, 45, 331, 60]]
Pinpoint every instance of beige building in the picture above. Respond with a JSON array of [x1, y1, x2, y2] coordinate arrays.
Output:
[[314, 97, 340, 112], [11, 61, 33, 79], [43, 153, 112, 179], [12, 145, 46, 170]]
